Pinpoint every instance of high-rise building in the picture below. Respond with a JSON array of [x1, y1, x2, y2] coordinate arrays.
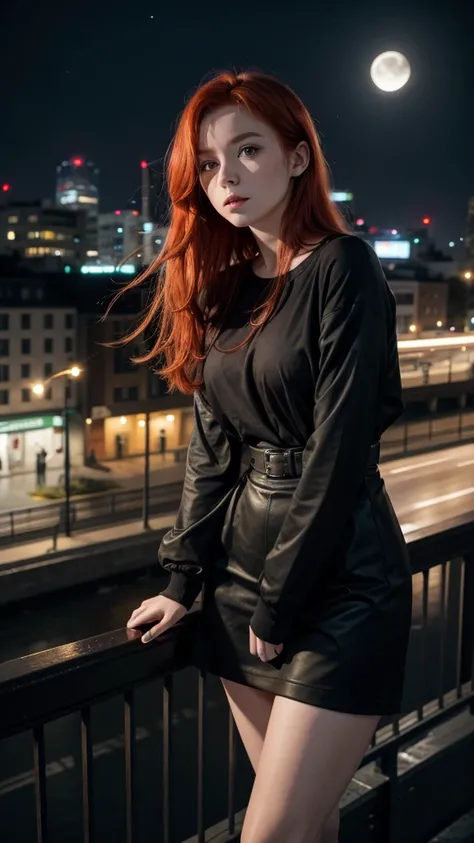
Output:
[[98, 210, 141, 265], [56, 158, 99, 258], [0, 201, 87, 268]]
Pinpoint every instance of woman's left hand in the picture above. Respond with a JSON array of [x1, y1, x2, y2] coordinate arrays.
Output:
[[249, 627, 283, 662]]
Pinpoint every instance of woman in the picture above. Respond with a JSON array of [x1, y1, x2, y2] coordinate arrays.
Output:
[[124, 71, 413, 843]]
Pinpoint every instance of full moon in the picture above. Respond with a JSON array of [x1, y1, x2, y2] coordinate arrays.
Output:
[[370, 51, 411, 92]]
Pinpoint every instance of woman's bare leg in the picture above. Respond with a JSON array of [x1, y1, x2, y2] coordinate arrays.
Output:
[[240, 694, 379, 843], [221, 679, 340, 841]]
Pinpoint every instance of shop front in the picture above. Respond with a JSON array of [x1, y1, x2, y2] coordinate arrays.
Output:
[[86, 407, 194, 461], [0, 414, 65, 476]]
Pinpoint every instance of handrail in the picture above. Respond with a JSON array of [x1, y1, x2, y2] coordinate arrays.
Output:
[[0, 608, 200, 740]]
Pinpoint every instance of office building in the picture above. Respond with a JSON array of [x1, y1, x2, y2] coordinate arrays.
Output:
[[98, 210, 141, 265], [56, 158, 99, 257], [0, 201, 87, 268]]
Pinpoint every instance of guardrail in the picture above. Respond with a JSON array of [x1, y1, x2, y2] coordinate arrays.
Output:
[[382, 407, 474, 459], [0, 518, 473, 842], [2, 409, 474, 547], [0, 482, 184, 545]]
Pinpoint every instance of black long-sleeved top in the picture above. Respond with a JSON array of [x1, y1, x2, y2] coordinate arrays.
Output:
[[159, 235, 404, 643]]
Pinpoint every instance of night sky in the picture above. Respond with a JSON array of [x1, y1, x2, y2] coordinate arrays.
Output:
[[1, 0, 473, 246]]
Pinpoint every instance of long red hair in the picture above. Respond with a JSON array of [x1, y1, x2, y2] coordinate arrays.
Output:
[[108, 71, 348, 394]]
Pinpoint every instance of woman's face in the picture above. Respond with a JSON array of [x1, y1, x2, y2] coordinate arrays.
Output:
[[197, 105, 308, 231]]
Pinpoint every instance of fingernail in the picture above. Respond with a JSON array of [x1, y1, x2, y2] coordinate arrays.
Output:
[[142, 632, 151, 643]]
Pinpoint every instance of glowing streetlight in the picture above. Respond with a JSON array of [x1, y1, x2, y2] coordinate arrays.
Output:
[[436, 321, 443, 328], [464, 272, 472, 281], [409, 324, 417, 334]]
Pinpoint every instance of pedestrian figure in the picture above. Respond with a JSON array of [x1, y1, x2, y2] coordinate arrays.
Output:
[[159, 428, 167, 456], [36, 447, 47, 488]]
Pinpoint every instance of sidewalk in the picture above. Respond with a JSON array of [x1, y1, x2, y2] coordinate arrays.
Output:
[[0, 453, 187, 512], [0, 511, 175, 568]]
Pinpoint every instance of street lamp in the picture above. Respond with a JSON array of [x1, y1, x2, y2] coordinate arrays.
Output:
[[32, 366, 82, 537]]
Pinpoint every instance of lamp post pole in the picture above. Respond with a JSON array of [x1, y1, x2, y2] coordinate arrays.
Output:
[[143, 411, 150, 529], [32, 366, 81, 538], [63, 375, 72, 537]]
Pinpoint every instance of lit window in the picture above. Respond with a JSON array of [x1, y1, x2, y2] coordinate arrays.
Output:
[[78, 195, 98, 204], [41, 231, 56, 240], [7, 231, 15, 241], [27, 231, 39, 239], [86, 250, 99, 257], [28, 215, 38, 223], [8, 215, 19, 224]]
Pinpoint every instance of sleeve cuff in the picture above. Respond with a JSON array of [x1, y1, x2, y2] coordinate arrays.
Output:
[[250, 598, 289, 644], [160, 571, 202, 610]]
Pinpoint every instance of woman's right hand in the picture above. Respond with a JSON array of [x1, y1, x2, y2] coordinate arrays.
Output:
[[127, 595, 188, 643]]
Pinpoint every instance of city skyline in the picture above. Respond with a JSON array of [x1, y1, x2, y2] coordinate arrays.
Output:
[[1, 1, 473, 246]]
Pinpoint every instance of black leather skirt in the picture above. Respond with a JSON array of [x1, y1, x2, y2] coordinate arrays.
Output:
[[194, 442, 413, 715]]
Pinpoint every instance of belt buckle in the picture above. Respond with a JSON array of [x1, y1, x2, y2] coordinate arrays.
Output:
[[264, 448, 291, 478]]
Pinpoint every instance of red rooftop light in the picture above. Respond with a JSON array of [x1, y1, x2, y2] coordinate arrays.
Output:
[[114, 210, 121, 216], [422, 217, 431, 225], [72, 157, 84, 167], [2, 183, 10, 192], [140, 160, 148, 169]]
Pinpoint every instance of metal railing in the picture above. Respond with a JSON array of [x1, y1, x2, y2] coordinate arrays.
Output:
[[0, 518, 473, 842], [2, 408, 474, 547], [383, 407, 474, 459], [0, 482, 184, 545]]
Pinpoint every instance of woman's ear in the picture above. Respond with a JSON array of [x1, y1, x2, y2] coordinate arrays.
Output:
[[290, 141, 310, 178]]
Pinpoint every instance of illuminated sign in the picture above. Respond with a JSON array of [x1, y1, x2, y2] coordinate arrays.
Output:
[[0, 414, 63, 435], [331, 191, 354, 202], [374, 240, 411, 260], [80, 264, 136, 275], [59, 189, 78, 205]]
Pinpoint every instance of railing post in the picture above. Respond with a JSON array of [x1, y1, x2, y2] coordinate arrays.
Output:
[[9, 511, 14, 539], [380, 747, 399, 843], [460, 554, 474, 706], [143, 411, 150, 530]]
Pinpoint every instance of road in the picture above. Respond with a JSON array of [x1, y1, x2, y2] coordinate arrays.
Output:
[[384, 441, 474, 534]]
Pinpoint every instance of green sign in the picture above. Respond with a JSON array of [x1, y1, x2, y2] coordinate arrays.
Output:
[[0, 414, 64, 435]]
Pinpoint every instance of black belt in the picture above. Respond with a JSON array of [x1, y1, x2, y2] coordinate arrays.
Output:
[[248, 441, 381, 479]]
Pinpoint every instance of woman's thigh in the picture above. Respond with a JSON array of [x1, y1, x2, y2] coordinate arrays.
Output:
[[221, 678, 274, 773], [241, 694, 379, 843]]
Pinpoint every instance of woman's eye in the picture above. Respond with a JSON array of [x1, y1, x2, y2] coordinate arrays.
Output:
[[199, 161, 217, 172], [239, 145, 259, 158]]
